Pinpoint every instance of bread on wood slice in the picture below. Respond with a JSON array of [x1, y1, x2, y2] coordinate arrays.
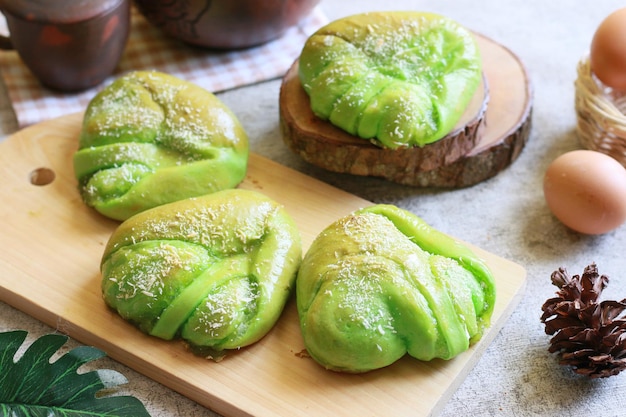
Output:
[[279, 33, 533, 188], [280, 60, 488, 182]]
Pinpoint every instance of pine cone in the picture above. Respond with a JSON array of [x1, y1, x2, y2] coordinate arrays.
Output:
[[540, 263, 626, 378]]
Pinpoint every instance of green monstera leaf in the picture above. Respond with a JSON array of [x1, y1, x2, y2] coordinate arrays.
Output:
[[0, 330, 151, 417]]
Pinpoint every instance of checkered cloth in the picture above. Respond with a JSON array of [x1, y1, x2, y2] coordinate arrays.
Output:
[[0, 6, 327, 128]]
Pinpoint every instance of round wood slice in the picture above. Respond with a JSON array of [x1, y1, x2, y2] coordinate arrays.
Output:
[[279, 32, 533, 188]]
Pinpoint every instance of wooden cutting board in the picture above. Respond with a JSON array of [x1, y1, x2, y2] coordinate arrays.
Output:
[[0, 113, 526, 417]]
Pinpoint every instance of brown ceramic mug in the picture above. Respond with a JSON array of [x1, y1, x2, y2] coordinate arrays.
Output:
[[0, 0, 130, 92]]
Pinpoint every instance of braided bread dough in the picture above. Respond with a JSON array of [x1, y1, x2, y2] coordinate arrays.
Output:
[[101, 189, 302, 353], [298, 11, 482, 149], [296, 204, 495, 372], [74, 71, 249, 221]]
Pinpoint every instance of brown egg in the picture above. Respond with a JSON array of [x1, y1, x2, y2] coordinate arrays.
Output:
[[543, 150, 626, 235], [590, 7, 626, 90]]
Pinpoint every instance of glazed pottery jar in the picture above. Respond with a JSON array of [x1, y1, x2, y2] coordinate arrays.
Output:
[[0, 0, 130, 91], [133, 0, 320, 49]]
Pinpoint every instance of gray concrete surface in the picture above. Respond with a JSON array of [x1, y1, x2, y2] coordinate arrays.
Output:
[[2, 1, 626, 416]]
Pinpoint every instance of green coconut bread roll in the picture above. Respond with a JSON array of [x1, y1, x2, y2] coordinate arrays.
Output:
[[298, 11, 482, 149], [74, 70, 249, 221], [296, 204, 495, 372], [101, 189, 302, 354]]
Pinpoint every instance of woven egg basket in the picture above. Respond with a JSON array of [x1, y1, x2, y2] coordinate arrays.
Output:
[[575, 56, 626, 166]]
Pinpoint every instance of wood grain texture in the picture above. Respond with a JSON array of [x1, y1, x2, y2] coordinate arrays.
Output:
[[279, 33, 533, 188], [0, 113, 526, 417]]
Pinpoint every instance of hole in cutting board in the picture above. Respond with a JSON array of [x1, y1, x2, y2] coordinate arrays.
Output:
[[29, 167, 56, 186]]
